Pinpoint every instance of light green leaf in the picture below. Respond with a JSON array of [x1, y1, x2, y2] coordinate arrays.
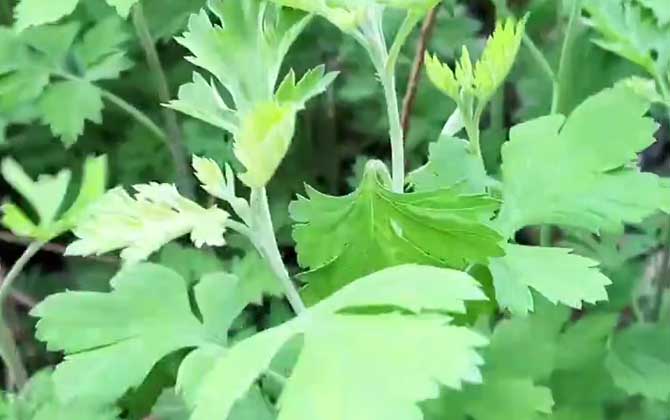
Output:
[[291, 160, 503, 303], [31, 264, 208, 405], [190, 264, 487, 420], [176, 1, 310, 110], [105, 0, 139, 18], [1, 155, 106, 241], [275, 65, 339, 108], [606, 324, 670, 401], [194, 256, 282, 343], [168, 73, 238, 132], [7, 370, 120, 420], [75, 17, 133, 81], [426, 16, 526, 104], [489, 244, 611, 314], [1, 157, 71, 228], [38, 80, 103, 147], [14, 0, 80, 31], [408, 136, 489, 194], [496, 85, 667, 235], [177, 346, 275, 420], [66, 183, 229, 264], [235, 101, 297, 188], [584, 0, 670, 75], [423, 374, 554, 420], [638, 0, 670, 25]]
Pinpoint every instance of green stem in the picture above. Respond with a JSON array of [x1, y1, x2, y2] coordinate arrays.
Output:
[[132, 4, 194, 198], [522, 34, 559, 113], [380, 71, 406, 193], [250, 188, 306, 315], [554, 0, 582, 114], [0, 242, 42, 389]]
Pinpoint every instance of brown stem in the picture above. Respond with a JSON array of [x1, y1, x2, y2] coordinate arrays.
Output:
[[0, 231, 118, 264], [132, 4, 194, 198], [401, 7, 439, 137]]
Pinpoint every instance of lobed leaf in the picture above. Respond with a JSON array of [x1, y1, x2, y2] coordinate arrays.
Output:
[[496, 85, 669, 235], [65, 183, 229, 263], [489, 244, 612, 315], [291, 159, 503, 303], [190, 264, 488, 420]]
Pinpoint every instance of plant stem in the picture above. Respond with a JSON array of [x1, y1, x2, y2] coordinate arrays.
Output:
[[401, 7, 439, 137], [0, 242, 42, 389], [522, 34, 559, 113], [554, 0, 582, 114], [380, 71, 406, 193], [651, 74, 670, 321], [132, 4, 194, 198], [250, 188, 306, 315]]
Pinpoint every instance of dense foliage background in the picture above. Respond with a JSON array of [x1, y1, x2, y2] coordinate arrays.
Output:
[[0, 0, 669, 419]]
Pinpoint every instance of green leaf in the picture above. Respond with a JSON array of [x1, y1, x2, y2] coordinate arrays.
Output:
[[176, 347, 275, 419], [408, 136, 489, 194], [638, 0, 670, 25], [606, 324, 670, 401], [156, 243, 225, 285], [173, 2, 317, 188], [65, 183, 229, 264], [38, 80, 103, 147], [194, 256, 282, 343], [14, 0, 80, 31], [75, 17, 133, 81], [291, 160, 503, 303], [15, 0, 141, 30], [423, 374, 554, 420], [275, 65, 339, 108], [176, 1, 309, 110], [1, 155, 107, 241], [167, 73, 238, 132], [105, 0, 139, 18], [489, 244, 611, 314], [190, 264, 488, 420], [6, 370, 120, 420], [584, 0, 670, 75], [32, 264, 210, 405], [496, 85, 668, 235], [425, 16, 526, 105], [235, 101, 298, 188]]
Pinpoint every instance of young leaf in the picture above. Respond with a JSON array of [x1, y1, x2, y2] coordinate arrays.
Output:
[[75, 17, 133, 81], [489, 244, 611, 315], [168, 73, 238, 133], [291, 160, 503, 302], [38, 80, 103, 147], [606, 324, 670, 401], [189, 264, 488, 420], [426, 16, 526, 105], [172, 2, 331, 188], [496, 85, 669, 236], [1, 155, 107, 241], [65, 183, 229, 263]]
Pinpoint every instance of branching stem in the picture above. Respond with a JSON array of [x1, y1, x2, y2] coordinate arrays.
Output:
[[0, 242, 42, 389]]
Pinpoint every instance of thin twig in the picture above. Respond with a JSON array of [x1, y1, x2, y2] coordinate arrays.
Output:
[[401, 6, 438, 137], [0, 242, 41, 389], [132, 3, 194, 198], [0, 231, 118, 264]]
